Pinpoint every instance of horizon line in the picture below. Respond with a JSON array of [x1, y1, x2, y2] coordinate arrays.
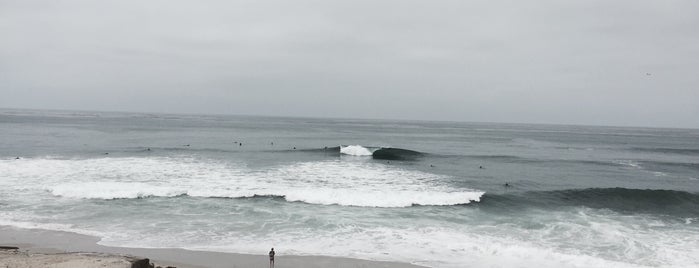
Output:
[[0, 106, 696, 131]]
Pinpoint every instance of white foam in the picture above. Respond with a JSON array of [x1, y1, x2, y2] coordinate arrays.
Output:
[[0, 157, 483, 207], [615, 160, 642, 169], [340, 145, 375, 156], [0, 211, 107, 238], [94, 209, 699, 268], [51, 182, 185, 199], [7, 158, 698, 267], [2, 157, 698, 268], [282, 189, 481, 207]]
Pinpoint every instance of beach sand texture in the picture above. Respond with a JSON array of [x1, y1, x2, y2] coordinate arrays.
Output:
[[0, 250, 139, 268], [0, 226, 425, 268]]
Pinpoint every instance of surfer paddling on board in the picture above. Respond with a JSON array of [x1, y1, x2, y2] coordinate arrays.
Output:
[[269, 248, 275, 268]]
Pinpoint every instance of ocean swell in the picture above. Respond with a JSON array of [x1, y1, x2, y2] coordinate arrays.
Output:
[[479, 188, 699, 217], [631, 147, 699, 156]]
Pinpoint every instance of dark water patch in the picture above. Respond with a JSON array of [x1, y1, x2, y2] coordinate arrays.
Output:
[[128, 146, 242, 154], [573, 160, 623, 167], [475, 188, 699, 217], [371, 148, 423, 160], [639, 161, 699, 172], [111, 194, 289, 202], [459, 155, 620, 168], [202, 194, 289, 202], [554, 146, 597, 151], [289, 146, 342, 154], [631, 147, 699, 156], [461, 155, 529, 162]]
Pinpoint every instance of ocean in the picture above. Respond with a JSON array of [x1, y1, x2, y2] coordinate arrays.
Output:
[[1, 108, 698, 267]]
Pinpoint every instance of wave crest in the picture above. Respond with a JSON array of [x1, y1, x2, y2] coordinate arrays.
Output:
[[337, 145, 423, 160], [340, 145, 375, 156], [49, 182, 483, 207], [51, 182, 185, 199]]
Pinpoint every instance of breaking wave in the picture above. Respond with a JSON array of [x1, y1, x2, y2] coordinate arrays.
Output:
[[338, 145, 424, 160], [2, 157, 481, 208], [49, 182, 483, 207], [339, 145, 374, 156]]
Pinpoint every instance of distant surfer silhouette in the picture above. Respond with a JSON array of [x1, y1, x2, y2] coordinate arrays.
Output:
[[269, 248, 275, 268], [479, 166, 484, 169], [504, 183, 510, 187]]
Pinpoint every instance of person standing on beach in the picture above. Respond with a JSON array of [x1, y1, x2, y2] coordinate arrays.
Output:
[[269, 248, 275, 268]]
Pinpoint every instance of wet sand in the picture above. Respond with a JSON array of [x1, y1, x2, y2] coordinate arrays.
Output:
[[0, 226, 427, 268]]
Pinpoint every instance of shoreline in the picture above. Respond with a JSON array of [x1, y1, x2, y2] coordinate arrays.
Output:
[[0, 225, 427, 268]]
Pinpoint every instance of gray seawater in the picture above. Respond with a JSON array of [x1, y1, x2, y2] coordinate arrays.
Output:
[[1, 109, 698, 268]]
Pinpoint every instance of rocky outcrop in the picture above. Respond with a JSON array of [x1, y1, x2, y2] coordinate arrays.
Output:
[[0, 246, 171, 268], [129, 257, 154, 268]]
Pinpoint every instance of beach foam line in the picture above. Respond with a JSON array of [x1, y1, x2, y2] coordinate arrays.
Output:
[[49, 182, 483, 207], [95, 211, 698, 268]]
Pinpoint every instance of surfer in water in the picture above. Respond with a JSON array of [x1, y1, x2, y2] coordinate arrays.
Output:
[[269, 248, 275, 268]]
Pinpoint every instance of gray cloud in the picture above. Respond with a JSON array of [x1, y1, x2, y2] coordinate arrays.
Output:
[[1, 0, 698, 128]]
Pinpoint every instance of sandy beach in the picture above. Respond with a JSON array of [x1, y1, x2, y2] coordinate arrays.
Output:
[[0, 226, 426, 268], [0, 250, 149, 268]]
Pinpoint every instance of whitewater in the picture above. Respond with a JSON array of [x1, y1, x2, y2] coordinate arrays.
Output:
[[1, 109, 698, 267], [2, 157, 482, 207]]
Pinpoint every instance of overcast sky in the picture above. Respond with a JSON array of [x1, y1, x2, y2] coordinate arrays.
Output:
[[1, 0, 698, 128]]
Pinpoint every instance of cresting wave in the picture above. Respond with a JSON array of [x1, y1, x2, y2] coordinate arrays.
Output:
[[478, 188, 699, 217], [338, 145, 424, 160], [1, 157, 482, 208]]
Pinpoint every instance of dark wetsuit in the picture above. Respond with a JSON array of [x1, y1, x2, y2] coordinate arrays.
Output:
[[269, 249, 275, 268]]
